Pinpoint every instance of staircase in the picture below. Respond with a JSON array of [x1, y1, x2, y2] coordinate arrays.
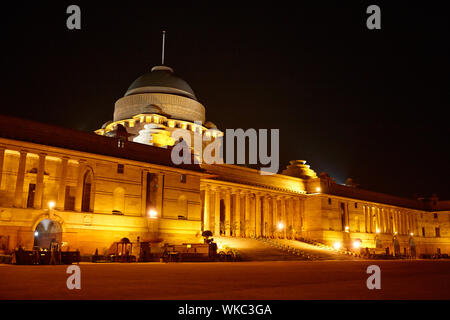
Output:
[[214, 237, 360, 261]]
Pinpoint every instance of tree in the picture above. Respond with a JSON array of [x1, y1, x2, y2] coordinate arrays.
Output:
[[202, 230, 213, 243]]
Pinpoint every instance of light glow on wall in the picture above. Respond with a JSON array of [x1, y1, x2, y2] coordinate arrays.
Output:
[[48, 201, 55, 210], [148, 210, 158, 219], [277, 222, 284, 230]]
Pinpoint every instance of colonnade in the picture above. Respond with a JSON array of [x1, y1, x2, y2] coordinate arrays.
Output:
[[362, 205, 418, 236], [202, 184, 304, 239], [0, 146, 92, 212]]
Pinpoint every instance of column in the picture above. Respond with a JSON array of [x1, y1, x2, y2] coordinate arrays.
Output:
[[263, 196, 269, 237], [203, 186, 210, 231], [394, 211, 398, 234], [156, 174, 164, 217], [255, 193, 261, 237], [14, 150, 27, 208], [0, 147, 5, 189], [295, 198, 302, 235], [74, 160, 87, 212], [214, 187, 221, 236], [225, 188, 231, 236], [281, 197, 287, 238], [34, 153, 46, 209], [56, 157, 69, 210], [234, 190, 241, 237], [288, 198, 294, 238], [140, 170, 148, 216], [376, 208, 381, 232], [273, 196, 278, 237], [363, 206, 367, 233], [244, 191, 250, 237]]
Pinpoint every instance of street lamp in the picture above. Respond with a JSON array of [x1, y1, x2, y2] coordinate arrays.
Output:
[[353, 240, 362, 249], [277, 222, 284, 231], [333, 242, 342, 250]]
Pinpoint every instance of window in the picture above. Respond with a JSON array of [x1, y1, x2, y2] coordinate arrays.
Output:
[[328, 198, 331, 205], [177, 195, 188, 219], [27, 184, 36, 208], [422, 227, 426, 237], [146, 173, 159, 214], [81, 171, 93, 212], [113, 187, 125, 214], [434, 213, 438, 219], [180, 174, 186, 183], [64, 186, 76, 211], [355, 202, 358, 208], [117, 164, 124, 174], [435, 227, 440, 237]]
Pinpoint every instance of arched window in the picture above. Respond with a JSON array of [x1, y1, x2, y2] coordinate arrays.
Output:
[[113, 187, 125, 213], [81, 171, 93, 212]]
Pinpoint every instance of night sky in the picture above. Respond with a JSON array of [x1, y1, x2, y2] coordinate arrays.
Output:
[[1, 2, 449, 199]]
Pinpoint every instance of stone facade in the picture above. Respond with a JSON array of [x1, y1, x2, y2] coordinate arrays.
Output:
[[1, 63, 449, 258], [1, 133, 448, 257]]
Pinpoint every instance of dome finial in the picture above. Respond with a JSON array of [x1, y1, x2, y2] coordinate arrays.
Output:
[[161, 30, 166, 65]]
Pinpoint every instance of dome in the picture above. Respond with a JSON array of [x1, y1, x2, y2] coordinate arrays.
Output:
[[125, 66, 197, 100]]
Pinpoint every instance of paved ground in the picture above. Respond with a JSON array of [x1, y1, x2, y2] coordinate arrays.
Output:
[[1, 260, 449, 300]]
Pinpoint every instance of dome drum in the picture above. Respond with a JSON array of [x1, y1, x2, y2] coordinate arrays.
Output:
[[113, 93, 205, 123]]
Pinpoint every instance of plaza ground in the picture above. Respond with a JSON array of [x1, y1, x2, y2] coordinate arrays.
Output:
[[1, 260, 449, 300]]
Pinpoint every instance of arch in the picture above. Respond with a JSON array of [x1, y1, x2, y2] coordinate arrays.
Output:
[[33, 218, 63, 249], [31, 213, 65, 233], [113, 187, 125, 213]]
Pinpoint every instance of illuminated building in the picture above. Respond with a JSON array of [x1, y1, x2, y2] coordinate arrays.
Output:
[[0, 63, 449, 258]]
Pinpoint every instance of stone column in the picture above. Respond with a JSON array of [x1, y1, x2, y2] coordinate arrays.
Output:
[[225, 188, 231, 236], [203, 186, 211, 231], [395, 211, 399, 234], [363, 206, 367, 233], [244, 191, 250, 237], [214, 187, 221, 236], [141, 170, 148, 216], [234, 190, 241, 237], [287, 197, 293, 238], [273, 196, 278, 238], [34, 153, 46, 209], [255, 193, 261, 237], [156, 174, 164, 217], [263, 196, 269, 237], [74, 160, 87, 212], [56, 157, 69, 210], [14, 150, 27, 208], [281, 196, 287, 238], [0, 147, 5, 189], [295, 198, 301, 235]]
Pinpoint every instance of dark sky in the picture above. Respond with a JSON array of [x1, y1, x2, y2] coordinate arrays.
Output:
[[1, 1, 449, 199]]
